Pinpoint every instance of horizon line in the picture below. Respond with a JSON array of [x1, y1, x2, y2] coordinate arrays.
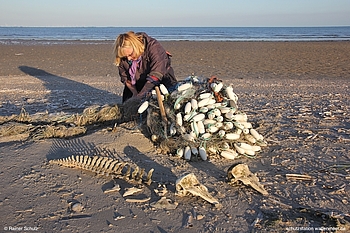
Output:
[[1, 25, 350, 28]]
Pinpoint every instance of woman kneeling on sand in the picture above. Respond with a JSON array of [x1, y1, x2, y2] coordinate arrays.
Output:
[[114, 31, 177, 102]]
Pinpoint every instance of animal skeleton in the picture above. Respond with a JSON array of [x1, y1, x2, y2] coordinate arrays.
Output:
[[49, 155, 154, 185]]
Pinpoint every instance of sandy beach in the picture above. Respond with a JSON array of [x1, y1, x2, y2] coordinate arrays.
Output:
[[0, 41, 349, 232], [1, 41, 350, 79]]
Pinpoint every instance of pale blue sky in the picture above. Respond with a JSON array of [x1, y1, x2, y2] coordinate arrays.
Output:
[[1, 0, 349, 27]]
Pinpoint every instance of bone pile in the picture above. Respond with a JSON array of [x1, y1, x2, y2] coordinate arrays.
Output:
[[138, 75, 267, 161]]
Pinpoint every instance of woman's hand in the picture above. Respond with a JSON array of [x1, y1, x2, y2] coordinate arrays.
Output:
[[125, 80, 138, 97], [137, 81, 155, 99]]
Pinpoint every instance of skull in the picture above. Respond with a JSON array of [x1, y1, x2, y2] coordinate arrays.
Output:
[[227, 163, 268, 196], [176, 173, 220, 206]]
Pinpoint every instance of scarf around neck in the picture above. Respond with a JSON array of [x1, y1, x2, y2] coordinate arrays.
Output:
[[129, 56, 142, 85]]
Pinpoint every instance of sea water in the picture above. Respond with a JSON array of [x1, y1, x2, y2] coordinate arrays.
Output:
[[0, 26, 350, 44]]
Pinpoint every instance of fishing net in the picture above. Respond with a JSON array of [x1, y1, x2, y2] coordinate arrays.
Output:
[[0, 104, 123, 141]]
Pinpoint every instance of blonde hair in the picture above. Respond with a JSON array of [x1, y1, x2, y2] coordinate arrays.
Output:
[[113, 31, 145, 66]]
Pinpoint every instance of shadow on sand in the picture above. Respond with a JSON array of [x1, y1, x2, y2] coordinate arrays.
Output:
[[17, 66, 120, 114]]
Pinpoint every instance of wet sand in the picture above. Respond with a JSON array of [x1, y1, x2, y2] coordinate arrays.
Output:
[[1, 41, 349, 79]]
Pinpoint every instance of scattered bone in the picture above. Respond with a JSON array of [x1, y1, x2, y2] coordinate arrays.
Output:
[[123, 187, 143, 197], [125, 197, 151, 203], [267, 197, 292, 209], [15, 208, 33, 213], [329, 188, 346, 195], [104, 184, 121, 194], [145, 168, 154, 185], [176, 173, 220, 206], [251, 211, 263, 227], [184, 213, 194, 228], [285, 173, 314, 182], [154, 184, 168, 197], [114, 215, 126, 220], [71, 202, 84, 212], [227, 163, 268, 196], [150, 197, 178, 210], [306, 134, 318, 140]]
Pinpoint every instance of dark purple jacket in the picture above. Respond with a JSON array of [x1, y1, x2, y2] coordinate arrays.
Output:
[[118, 32, 177, 101]]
